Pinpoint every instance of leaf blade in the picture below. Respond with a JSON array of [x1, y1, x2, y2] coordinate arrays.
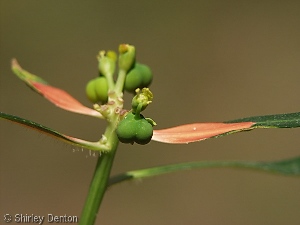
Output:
[[0, 112, 108, 151], [11, 59, 102, 118], [152, 122, 254, 144], [109, 156, 300, 186], [227, 112, 300, 128], [152, 112, 300, 144]]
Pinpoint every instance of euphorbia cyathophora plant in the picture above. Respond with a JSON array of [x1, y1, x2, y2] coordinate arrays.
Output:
[[1, 44, 300, 225]]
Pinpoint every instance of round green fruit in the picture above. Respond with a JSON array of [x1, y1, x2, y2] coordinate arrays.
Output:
[[85, 79, 98, 103], [135, 119, 153, 145], [137, 63, 153, 87], [94, 77, 108, 103], [116, 112, 153, 145], [116, 113, 136, 144], [124, 68, 143, 93], [124, 63, 153, 93]]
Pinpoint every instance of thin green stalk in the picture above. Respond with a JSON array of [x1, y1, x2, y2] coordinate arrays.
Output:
[[79, 124, 119, 225], [115, 69, 127, 93], [79, 52, 127, 224]]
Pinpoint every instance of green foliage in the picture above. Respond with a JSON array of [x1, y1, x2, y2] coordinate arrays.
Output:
[[227, 112, 300, 128], [109, 156, 300, 186], [2, 44, 299, 225], [0, 112, 107, 151]]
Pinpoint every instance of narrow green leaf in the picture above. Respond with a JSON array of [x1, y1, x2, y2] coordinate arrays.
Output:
[[226, 112, 300, 128], [0, 112, 108, 151], [108, 157, 300, 186]]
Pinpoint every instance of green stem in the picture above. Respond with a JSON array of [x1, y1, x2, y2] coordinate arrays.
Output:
[[114, 69, 127, 93], [133, 103, 143, 118], [106, 72, 115, 91], [79, 124, 119, 225]]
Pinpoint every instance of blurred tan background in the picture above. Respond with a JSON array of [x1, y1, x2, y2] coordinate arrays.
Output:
[[1, 1, 300, 224]]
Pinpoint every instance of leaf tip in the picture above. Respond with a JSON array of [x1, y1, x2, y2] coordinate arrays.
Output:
[[11, 58, 20, 70]]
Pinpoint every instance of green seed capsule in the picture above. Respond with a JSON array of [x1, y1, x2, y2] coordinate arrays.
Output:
[[137, 63, 153, 87], [116, 113, 136, 144], [94, 77, 108, 103], [116, 112, 153, 145], [124, 63, 153, 93], [135, 119, 153, 145], [85, 79, 98, 103], [124, 68, 143, 93]]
